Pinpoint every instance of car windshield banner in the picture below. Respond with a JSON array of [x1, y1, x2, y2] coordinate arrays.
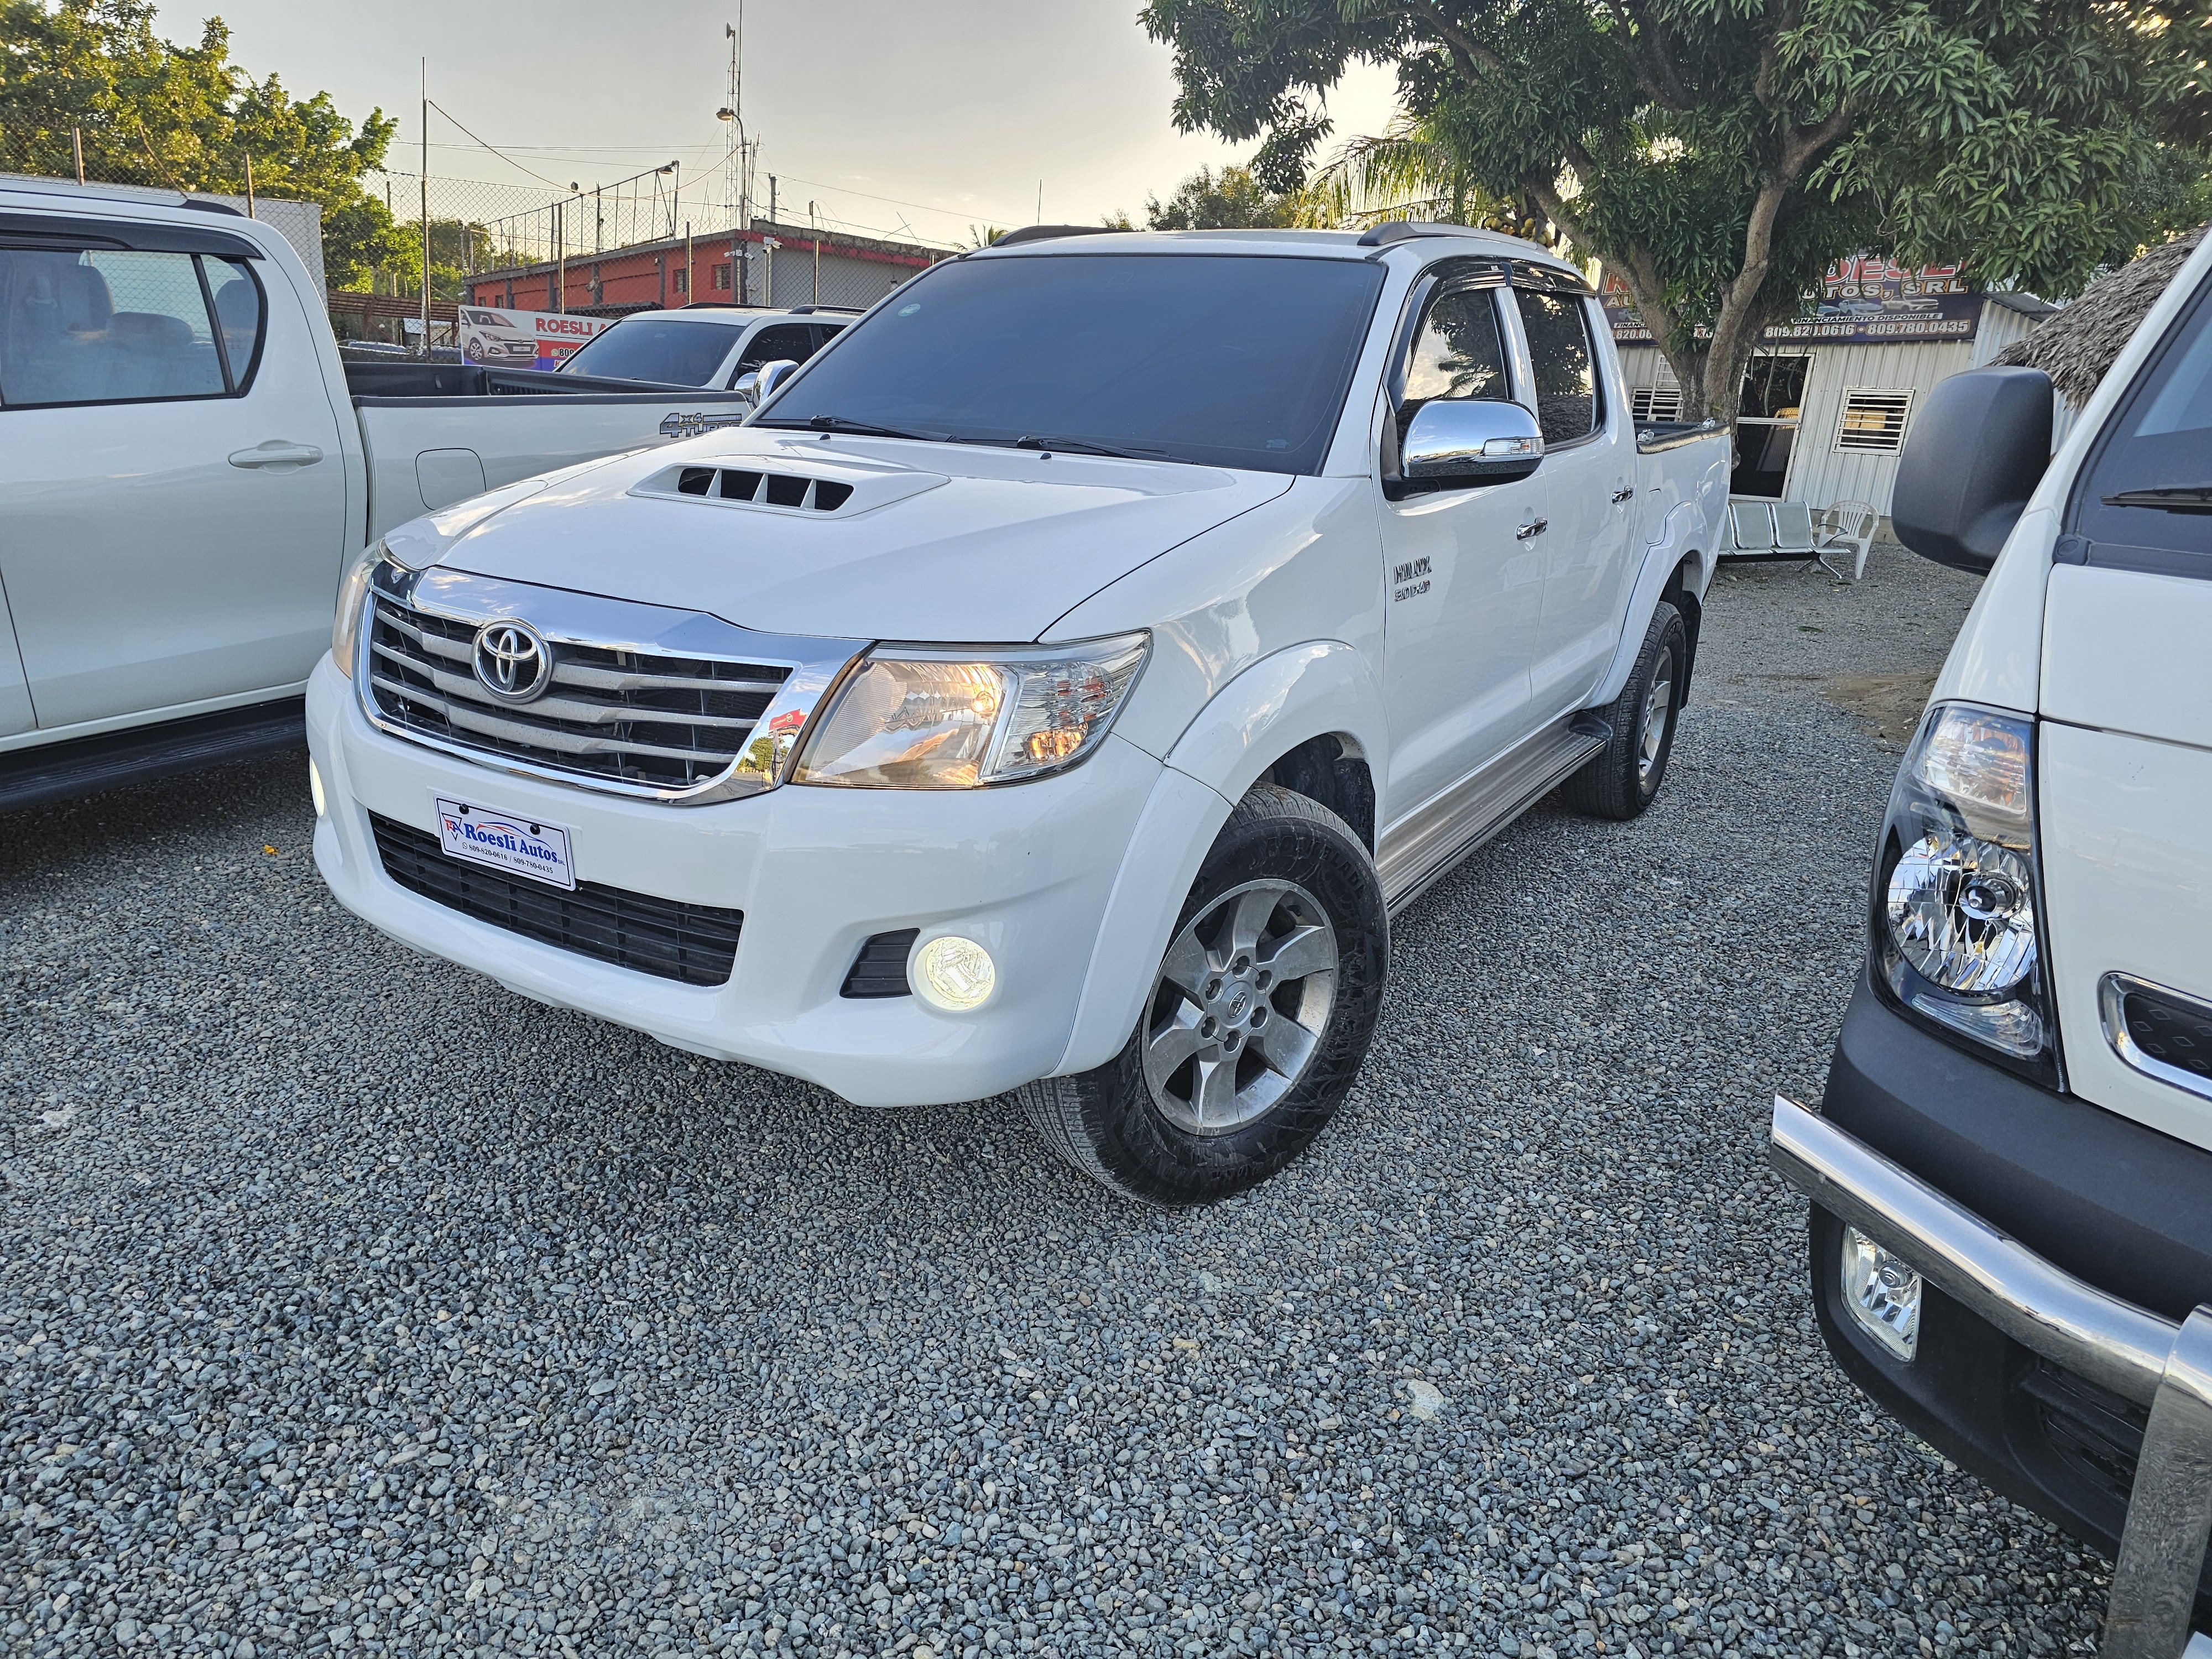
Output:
[[1604, 257, 1980, 346], [457, 307, 614, 370]]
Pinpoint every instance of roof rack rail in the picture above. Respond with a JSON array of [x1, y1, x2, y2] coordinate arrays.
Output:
[[787, 305, 864, 315], [989, 224, 1119, 249], [1355, 221, 1468, 248]]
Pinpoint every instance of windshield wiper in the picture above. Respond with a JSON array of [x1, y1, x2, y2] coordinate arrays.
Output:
[[2103, 484, 2212, 514], [1014, 435, 1168, 460], [754, 413, 952, 442]]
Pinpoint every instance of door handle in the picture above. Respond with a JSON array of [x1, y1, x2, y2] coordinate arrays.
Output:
[[1516, 518, 1548, 540], [1611, 486, 1635, 503], [228, 442, 325, 470]]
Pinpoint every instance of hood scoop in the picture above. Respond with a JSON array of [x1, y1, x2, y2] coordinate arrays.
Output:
[[633, 458, 947, 519]]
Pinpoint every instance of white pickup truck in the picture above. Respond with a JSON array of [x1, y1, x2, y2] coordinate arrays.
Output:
[[307, 221, 1728, 1204], [0, 178, 756, 808], [1771, 227, 2212, 1652]]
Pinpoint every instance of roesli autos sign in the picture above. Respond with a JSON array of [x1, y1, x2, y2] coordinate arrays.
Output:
[[457, 306, 614, 371], [1604, 255, 1981, 346]]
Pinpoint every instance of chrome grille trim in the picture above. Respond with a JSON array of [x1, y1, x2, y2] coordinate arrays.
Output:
[[355, 561, 865, 806]]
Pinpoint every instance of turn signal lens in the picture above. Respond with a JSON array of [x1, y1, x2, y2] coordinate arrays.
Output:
[[912, 935, 995, 1011], [309, 757, 327, 818]]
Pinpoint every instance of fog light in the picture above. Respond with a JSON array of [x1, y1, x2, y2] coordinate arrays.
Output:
[[912, 935, 995, 1012], [1841, 1225, 1921, 1361], [309, 757, 327, 817]]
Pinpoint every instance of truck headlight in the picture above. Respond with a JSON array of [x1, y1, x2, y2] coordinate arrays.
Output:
[[790, 633, 1149, 789], [1873, 702, 2056, 1079], [328, 544, 388, 682]]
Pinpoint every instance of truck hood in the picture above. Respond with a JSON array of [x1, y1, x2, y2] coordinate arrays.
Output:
[[431, 431, 1293, 641]]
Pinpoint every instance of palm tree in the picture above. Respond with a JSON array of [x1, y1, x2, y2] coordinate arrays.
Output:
[[1295, 113, 1547, 247]]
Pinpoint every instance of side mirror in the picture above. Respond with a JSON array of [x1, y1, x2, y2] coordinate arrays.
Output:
[[1400, 399, 1544, 489], [733, 369, 760, 404], [1891, 366, 2052, 573], [755, 358, 801, 401]]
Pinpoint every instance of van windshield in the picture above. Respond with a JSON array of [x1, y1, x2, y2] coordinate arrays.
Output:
[[560, 318, 735, 387], [756, 252, 1385, 474]]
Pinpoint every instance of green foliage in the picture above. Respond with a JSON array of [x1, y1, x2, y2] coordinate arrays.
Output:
[[1143, 164, 1300, 229], [1142, 0, 2212, 419], [0, 0, 404, 287]]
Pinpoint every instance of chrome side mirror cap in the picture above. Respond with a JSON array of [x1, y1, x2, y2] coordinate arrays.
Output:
[[755, 358, 801, 402], [1401, 399, 1545, 487], [733, 369, 761, 404]]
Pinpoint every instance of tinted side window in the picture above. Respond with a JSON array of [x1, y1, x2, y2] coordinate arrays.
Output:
[[1519, 290, 1600, 445], [2073, 280, 2212, 567], [739, 324, 817, 372], [0, 247, 250, 407], [1400, 288, 1510, 441]]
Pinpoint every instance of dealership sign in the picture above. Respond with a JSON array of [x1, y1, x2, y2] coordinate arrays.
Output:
[[456, 306, 614, 370], [1604, 256, 1980, 346]]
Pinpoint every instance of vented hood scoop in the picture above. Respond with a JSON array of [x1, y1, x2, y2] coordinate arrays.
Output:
[[630, 457, 947, 518]]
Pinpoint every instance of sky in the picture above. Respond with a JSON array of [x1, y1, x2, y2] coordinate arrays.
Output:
[[155, 1, 1406, 249]]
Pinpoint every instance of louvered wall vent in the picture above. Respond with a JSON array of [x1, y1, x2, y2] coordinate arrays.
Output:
[[632, 458, 947, 518]]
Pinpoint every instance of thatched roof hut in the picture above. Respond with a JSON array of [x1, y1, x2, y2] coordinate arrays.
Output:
[[1993, 223, 2208, 406]]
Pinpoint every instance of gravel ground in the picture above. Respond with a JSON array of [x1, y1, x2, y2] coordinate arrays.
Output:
[[3, 541, 2114, 1659]]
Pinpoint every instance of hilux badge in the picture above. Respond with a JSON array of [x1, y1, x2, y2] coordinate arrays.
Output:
[[472, 620, 553, 703]]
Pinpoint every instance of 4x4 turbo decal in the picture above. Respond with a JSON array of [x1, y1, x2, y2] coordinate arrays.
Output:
[[659, 411, 750, 439]]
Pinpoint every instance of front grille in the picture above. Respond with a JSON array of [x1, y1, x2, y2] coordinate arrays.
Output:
[[366, 593, 790, 792], [2020, 1359, 2147, 1509], [371, 814, 742, 986]]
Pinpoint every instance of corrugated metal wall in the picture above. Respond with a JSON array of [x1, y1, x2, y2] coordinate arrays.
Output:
[[751, 246, 920, 311], [1615, 296, 2055, 513]]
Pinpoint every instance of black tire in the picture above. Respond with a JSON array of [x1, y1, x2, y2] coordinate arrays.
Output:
[[1016, 784, 1387, 1207], [1562, 600, 1686, 821]]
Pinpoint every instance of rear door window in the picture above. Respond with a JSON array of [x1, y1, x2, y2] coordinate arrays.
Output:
[[1517, 290, 1602, 445], [2072, 279, 2212, 572], [737, 324, 817, 374], [0, 247, 261, 408]]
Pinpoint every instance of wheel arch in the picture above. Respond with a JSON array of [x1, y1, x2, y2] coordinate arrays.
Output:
[[1588, 513, 1710, 711], [1055, 641, 1388, 1077]]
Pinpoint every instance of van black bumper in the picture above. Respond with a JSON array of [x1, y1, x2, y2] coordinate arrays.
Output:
[[1774, 971, 2212, 1644]]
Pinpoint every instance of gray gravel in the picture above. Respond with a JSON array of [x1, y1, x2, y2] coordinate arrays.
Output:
[[4, 541, 2112, 1659]]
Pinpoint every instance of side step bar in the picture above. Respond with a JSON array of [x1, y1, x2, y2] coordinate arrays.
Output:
[[0, 696, 305, 814], [1375, 717, 1606, 916]]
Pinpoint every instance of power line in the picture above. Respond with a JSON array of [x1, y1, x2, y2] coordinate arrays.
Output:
[[424, 101, 569, 189]]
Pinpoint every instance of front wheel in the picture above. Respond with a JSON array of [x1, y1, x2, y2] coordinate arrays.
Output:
[[1562, 601, 1686, 821], [1016, 785, 1387, 1206]]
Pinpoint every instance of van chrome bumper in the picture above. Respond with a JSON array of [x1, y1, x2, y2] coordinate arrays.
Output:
[[1770, 1095, 2212, 1659]]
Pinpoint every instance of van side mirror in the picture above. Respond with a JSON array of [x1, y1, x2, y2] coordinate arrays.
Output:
[[1399, 399, 1545, 491], [1891, 367, 2053, 573]]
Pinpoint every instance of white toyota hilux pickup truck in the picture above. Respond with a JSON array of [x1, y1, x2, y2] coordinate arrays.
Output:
[[0, 178, 754, 810], [308, 222, 1728, 1204], [1771, 226, 2212, 1652]]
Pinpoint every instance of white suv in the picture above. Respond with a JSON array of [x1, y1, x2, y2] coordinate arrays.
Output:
[[556, 305, 851, 390]]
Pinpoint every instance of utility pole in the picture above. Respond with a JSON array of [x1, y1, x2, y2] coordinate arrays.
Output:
[[420, 59, 431, 359], [684, 222, 693, 304], [72, 128, 84, 185], [244, 152, 255, 217]]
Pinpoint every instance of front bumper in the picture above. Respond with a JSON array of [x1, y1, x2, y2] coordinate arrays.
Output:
[[1773, 976, 2212, 1656], [305, 657, 1164, 1107]]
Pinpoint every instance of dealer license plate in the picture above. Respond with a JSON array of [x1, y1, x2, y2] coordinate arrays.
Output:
[[434, 797, 576, 890]]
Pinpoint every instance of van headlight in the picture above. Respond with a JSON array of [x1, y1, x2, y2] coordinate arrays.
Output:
[[790, 633, 1149, 789], [1873, 702, 2057, 1081]]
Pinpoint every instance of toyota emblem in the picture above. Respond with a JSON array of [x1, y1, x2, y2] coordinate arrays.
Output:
[[472, 619, 552, 703]]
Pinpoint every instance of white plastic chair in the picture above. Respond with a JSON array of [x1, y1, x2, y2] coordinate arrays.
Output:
[[1815, 499, 1879, 581]]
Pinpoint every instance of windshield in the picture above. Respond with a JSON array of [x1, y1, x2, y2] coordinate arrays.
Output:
[[758, 252, 1385, 473], [560, 317, 736, 386], [2074, 276, 2212, 567]]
